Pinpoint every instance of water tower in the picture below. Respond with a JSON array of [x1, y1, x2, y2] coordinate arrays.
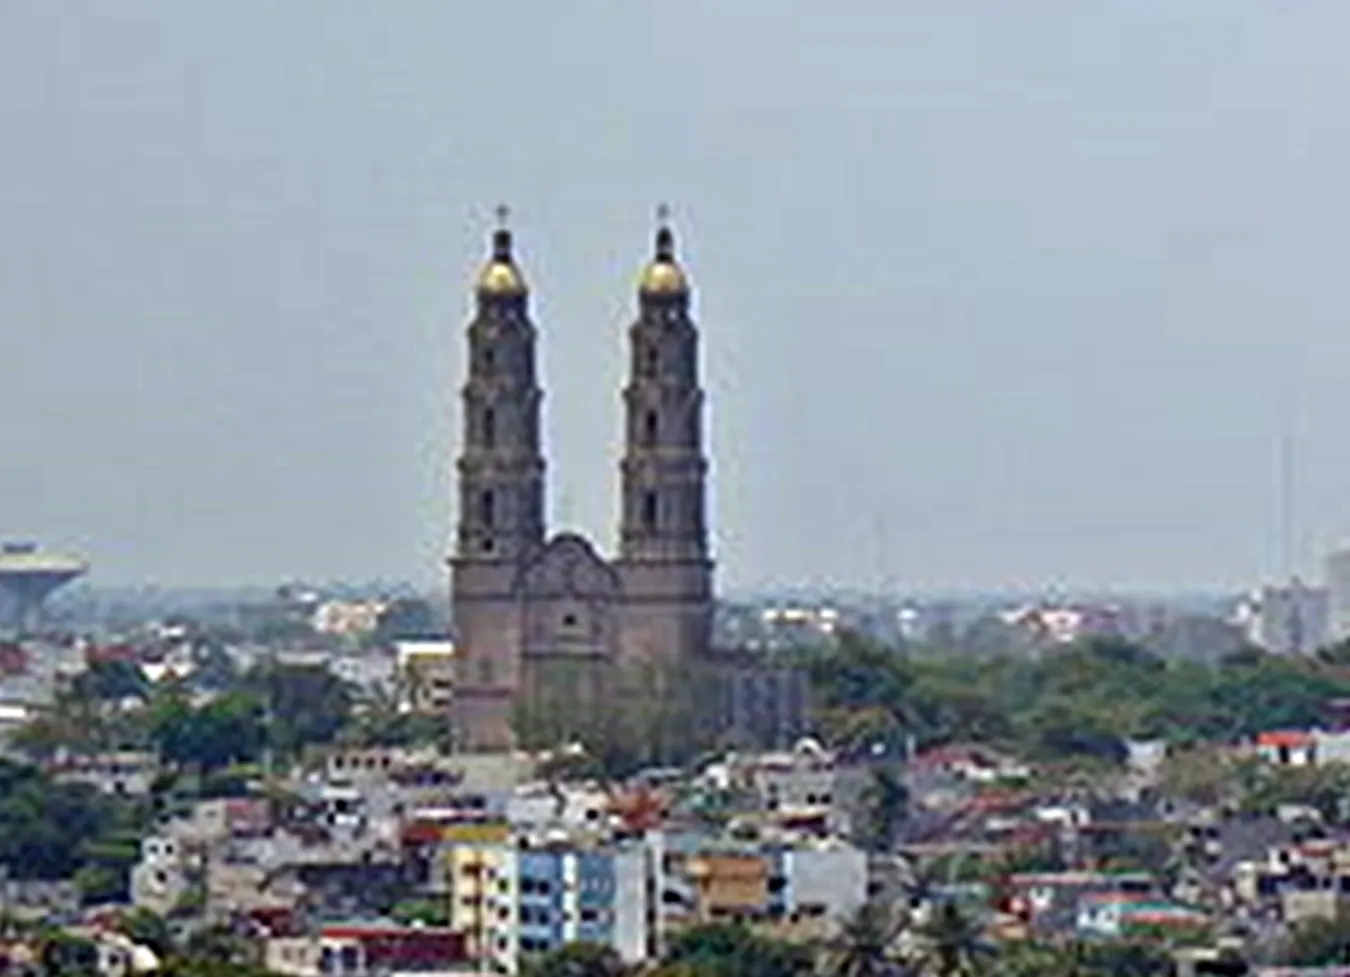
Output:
[[0, 543, 89, 633]]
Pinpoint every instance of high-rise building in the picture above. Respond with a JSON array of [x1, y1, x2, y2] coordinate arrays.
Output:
[[449, 213, 714, 750], [1326, 544, 1350, 643], [1235, 577, 1330, 654]]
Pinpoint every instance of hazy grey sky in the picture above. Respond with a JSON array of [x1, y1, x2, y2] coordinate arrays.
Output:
[[2, 3, 1349, 593]]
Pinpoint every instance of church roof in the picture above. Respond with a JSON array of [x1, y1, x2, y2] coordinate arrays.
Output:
[[476, 209, 527, 297], [638, 219, 690, 297]]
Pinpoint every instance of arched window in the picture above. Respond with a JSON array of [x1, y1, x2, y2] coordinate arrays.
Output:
[[482, 345, 496, 373], [642, 410, 658, 448], [642, 344, 659, 376], [482, 407, 496, 449], [641, 491, 658, 533], [479, 490, 496, 529]]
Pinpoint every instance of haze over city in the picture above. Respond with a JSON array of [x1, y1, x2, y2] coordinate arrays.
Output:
[[4, 3, 1350, 593]]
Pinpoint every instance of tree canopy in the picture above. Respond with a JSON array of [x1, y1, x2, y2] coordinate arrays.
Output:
[[804, 631, 1350, 762]]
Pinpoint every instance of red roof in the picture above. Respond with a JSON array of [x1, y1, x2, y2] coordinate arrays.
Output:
[[85, 644, 138, 664], [401, 822, 444, 846], [1257, 730, 1314, 748]]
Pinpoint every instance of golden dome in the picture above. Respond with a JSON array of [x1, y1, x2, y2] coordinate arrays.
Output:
[[477, 259, 526, 295], [476, 225, 527, 296], [639, 259, 688, 295], [638, 223, 689, 296]]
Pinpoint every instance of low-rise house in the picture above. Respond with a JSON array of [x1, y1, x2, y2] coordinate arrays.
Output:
[[394, 641, 455, 715], [1257, 731, 1317, 767], [740, 739, 838, 815], [912, 744, 1031, 784], [129, 834, 196, 916], [1252, 727, 1350, 768], [1004, 871, 1158, 931], [49, 751, 158, 797], [1075, 893, 1208, 940], [266, 922, 467, 977], [87, 931, 160, 977], [658, 833, 868, 939]]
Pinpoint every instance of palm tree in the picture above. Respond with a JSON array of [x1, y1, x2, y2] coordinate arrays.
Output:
[[911, 901, 995, 977], [994, 941, 1103, 977], [821, 900, 911, 977]]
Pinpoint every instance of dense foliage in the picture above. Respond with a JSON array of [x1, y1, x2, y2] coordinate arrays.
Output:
[[522, 910, 1181, 977], [0, 759, 149, 902], [805, 632, 1350, 760], [13, 661, 359, 773]]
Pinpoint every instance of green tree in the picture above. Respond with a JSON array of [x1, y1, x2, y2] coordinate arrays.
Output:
[[663, 922, 814, 977], [803, 631, 1350, 763], [118, 908, 176, 958], [74, 659, 149, 702], [520, 942, 631, 977], [821, 900, 910, 977], [149, 688, 264, 772], [38, 929, 99, 977], [1280, 913, 1350, 966], [0, 763, 109, 879], [911, 901, 994, 977], [245, 662, 354, 758], [1075, 939, 1171, 977], [858, 765, 909, 852], [191, 641, 239, 693], [345, 682, 447, 750], [182, 923, 259, 967]]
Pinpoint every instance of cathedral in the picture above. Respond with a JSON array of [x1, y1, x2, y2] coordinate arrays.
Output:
[[448, 212, 715, 750]]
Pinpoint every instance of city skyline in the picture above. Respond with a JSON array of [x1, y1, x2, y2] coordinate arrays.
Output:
[[4, 4, 1350, 592]]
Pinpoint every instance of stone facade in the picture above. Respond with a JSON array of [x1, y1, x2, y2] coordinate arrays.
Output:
[[450, 218, 714, 750]]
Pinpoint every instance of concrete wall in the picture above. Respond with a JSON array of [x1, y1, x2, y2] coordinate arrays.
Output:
[[784, 846, 868, 922], [612, 849, 650, 963]]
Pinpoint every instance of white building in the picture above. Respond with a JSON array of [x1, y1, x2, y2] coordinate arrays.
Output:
[[1237, 579, 1330, 654], [1326, 545, 1350, 643], [394, 640, 455, 714], [481, 843, 651, 974]]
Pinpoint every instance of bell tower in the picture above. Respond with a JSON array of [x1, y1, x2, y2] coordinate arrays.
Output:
[[450, 208, 546, 748], [615, 209, 714, 667]]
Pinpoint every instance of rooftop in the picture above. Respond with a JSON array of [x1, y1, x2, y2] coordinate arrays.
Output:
[[0, 545, 88, 577]]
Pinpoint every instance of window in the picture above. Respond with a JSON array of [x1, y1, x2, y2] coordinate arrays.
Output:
[[482, 346, 496, 373], [642, 344, 659, 376], [482, 407, 496, 449], [641, 491, 658, 533], [480, 490, 496, 529], [642, 410, 658, 447], [562, 613, 578, 628]]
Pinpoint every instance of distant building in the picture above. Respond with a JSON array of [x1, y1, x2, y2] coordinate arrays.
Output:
[[312, 600, 388, 638], [1236, 579, 1330, 654], [1326, 545, 1350, 643], [266, 924, 467, 977], [705, 650, 813, 750], [661, 836, 868, 939], [48, 750, 158, 797], [0, 543, 88, 632], [394, 640, 455, 715]]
